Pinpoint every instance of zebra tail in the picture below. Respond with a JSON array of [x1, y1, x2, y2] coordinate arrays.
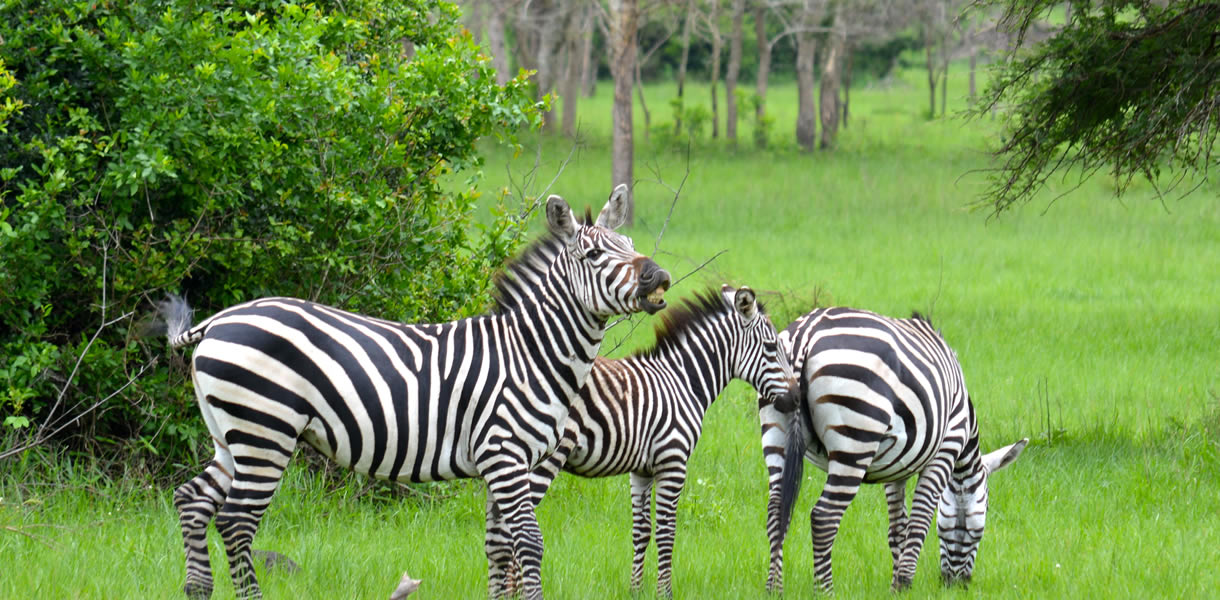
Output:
[[776, 378, 808, 542], [157, 295, 201, 348]]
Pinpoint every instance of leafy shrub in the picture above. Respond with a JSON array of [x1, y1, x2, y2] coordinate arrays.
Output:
[[0, 0, 541, 472]]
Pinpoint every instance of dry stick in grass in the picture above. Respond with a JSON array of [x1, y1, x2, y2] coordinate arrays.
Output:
[[0, 244, 152, 462]]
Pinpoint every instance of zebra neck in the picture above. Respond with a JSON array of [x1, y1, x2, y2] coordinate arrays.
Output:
[[507, 277, 607, 403], [648, 326, 733, 412]]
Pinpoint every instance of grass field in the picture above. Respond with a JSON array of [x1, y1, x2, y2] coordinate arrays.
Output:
[[3, 65, 1219, 599]]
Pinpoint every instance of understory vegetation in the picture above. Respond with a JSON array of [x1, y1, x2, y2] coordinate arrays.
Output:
[[3, 61, 1219, 598]]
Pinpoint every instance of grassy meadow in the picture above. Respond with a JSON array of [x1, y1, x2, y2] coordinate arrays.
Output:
[[3, 64, 1219, 599]]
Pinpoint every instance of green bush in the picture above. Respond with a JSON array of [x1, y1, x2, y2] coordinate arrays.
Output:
[[0, 0, 541, 472]]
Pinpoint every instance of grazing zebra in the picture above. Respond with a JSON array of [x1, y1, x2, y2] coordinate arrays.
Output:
[[157, 186, 671, 600], [489, 285, 801, 598], [760, 307, 1026, 594]]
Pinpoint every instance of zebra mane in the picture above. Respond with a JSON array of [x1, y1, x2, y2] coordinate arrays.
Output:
[[491, 232, 566, 315], [910, 310, 933, 325], [491, 208, 600, 315], [637, 287, 766, 358]]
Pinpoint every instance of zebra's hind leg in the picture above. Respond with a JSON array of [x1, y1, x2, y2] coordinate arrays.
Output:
[[652, 464, 689, 599], [811, 453, 877, 595], [175, 460, 234, 600], [884, 481, 909, 582], [628, 472, 655, 593], [892, 458, 953, 591], [214, 446, 292, 600]]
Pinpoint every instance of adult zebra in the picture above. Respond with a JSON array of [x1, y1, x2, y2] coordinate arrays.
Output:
[[488, 285, 801, 599], [759, 307, 1026, 594], [157, 186, 670, 600]]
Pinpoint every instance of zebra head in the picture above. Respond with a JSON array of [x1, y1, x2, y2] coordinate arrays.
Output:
[[721, 285, 800, 410], [546, 185, 670, 318], [937, 437, 1028, 586]]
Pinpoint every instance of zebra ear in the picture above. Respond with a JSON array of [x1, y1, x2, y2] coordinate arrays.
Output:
[[733, 286, 757, 320], [595, 184, 630, 230], [982, 438, 1028, 474], [546, 194, 579, 242]]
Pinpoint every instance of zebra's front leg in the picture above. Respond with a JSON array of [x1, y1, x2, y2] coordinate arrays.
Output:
[[628, 472, 655, 593], [485, 467, 546, 600], [175, 460, 233, 600], [484, 495, 516, 600], [884, 481, 909, 580], [892, 459, 953, 591], [652, 465, 689, 599]]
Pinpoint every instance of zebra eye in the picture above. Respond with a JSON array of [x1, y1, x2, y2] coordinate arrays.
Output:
[[584, 248, 603, 261]]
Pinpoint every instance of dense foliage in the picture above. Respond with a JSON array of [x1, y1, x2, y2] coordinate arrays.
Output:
[[0, 0, 541, 469], [972, 0, 1220, 212]]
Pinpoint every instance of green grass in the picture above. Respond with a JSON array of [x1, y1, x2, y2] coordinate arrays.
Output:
[[3, 68, 1219, 598]]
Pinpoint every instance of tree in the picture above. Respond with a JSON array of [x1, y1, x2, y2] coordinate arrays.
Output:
[[609, 0, 641, 224], [725, 0, 747, 148], [971, 0, 1220, 213], [0, 0, 540, 466]]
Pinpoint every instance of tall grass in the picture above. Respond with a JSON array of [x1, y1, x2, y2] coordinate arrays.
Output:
[[2, 68, 1218, 598]]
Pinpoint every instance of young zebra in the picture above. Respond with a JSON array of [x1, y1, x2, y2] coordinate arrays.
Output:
[[489, 285, 801, 598], [760, 307, 1026, 594], [156, 186, 671, 600]]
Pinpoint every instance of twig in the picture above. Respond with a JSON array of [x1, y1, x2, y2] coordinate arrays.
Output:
[[1, 525, 59, 550]]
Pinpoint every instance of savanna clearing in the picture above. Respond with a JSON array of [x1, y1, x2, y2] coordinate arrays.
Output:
[[3, 67, 1219, 599]]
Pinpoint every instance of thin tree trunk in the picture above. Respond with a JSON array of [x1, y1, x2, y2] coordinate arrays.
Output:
[[795, 31, 817, 152], [725, 0, 745, 148], [968, 48, 977, 106], [487, 2, 512, 85], [636, 58, 651, 140], [925, 26, 936, 119], [536, 0, 561, 133], [940, 49, 949, 117], [561, 5, 583, 137], [609, 0, 638, 225], [842, 44, 852, 128], [820, 17, 844, 150], [580, 5, 597, 97], [753, 3, 771, 149], [674, 0, 695, 134]]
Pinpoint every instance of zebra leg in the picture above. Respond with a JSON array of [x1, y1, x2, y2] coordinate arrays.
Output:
[[810, 457, 874, 594], [652, 465, 689, 599], [629, 471, 655, 592], [758, 403, 789, 594], [488, 423, 578, 599], [175, 459, 234, 600], [884, 481, 909, 579], [892, 459, 953, 591], [214, 446, 292, 599], [484, 495, 515, 600], [485, 466, 546, 600]]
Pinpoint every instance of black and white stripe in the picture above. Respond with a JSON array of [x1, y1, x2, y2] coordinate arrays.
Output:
[[761, 307, 1026, 593], [160, 186, 671, 600], [488, 285, 799, 598]]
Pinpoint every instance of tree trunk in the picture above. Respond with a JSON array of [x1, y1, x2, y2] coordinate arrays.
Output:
[[968, 48, 977, 106], [725, 0, 745, 149], [636, 58, 651, 140], [609, 0, 638, 225], [841, 44, 852, 128], [536, 0, 561, 133], [561, 4, 583, 137], [795, 31, 816, 152], [820, 19, 844, 150], [674, 0, 695, 135], [940, 45, 950, 117], [580, 5, 597, 97], [753, 3, 771, 149], [487, 2, 512, 85], [925, 25, 936, 119]]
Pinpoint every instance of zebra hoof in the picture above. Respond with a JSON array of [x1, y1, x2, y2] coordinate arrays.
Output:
[[891, 574, 913, 592], [183, 581, 213, 600]]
